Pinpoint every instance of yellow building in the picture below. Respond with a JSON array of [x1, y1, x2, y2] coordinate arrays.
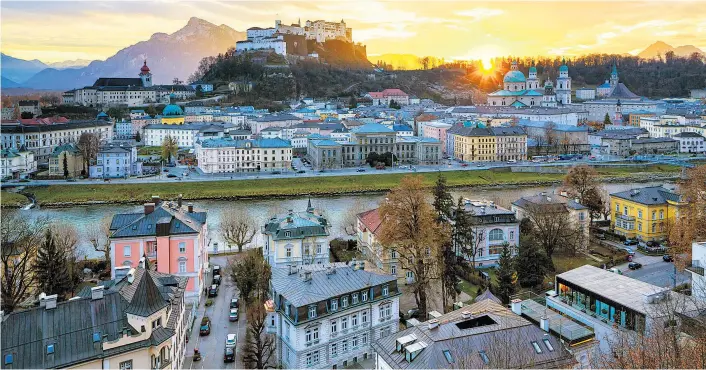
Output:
[[610, 186, 682, 241], [452, 124, 497, 162], [629, 112, 654, 127], [160, 99, 185, 125], [48, 143, 84, 177]]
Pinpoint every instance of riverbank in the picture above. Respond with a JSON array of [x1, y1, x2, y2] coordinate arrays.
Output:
[[6, 165, 681, 208], [1, 191, 29, 207]]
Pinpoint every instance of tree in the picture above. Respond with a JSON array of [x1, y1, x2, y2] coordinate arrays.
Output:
[[545, 122, 557, 146], [494, 243, 516, 304], [20, 111, 34, 119], [227, 249, 271, 304], [87, 216, 112, 268], [365, 152, 380, 167], [603, 112, 612, 126], [62, 152, 69, 178], [453, 197, 484, 268], [389, 99, 401, 109], [195, 85, 204, 98], [35, 229, 72, 300], [241, 299, 276, 369], [432, 175, 454, 221], [77, 132, 100, 174], [524, 203, 584, 260], [220, 208, 257, 252], [145, 104, 158, 116], [135, 131, 142, 143], [341, 199, 367, 236], [377, 175, 449, 318], [670, 165, 706, 256], [161, 135, 178, 164], [348, 95, 357, 109], [439, 240, 462, 311], [106, 107, 126, 120], [582, 186, 605, 223], [563, 165, 599, 205], [515, 236, 550, 289], [1, 212, 50, 312], [52, 223, 82, 296]]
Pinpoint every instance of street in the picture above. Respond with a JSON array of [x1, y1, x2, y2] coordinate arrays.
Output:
[[185, 256, 248, 370], [615, 252, 690, 288]]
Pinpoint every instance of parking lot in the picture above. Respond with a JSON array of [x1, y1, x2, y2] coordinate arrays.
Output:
[[185, 256, 247, 370], [600, 239, 690, 287]]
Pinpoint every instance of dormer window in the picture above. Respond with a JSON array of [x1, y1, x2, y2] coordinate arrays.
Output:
[[352, 293, 359, 304], [382, 285, 389, 296], [341, 296, 348, 307], [308, 305, 317, 318], [284, 231, 291, 238], [46, 344, 55, 355], [330, 299, 338, 311]]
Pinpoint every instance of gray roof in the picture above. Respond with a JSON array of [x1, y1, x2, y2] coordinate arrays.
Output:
[[631, 137, 677, 144], [253, 113, 301, 122], [673, 131, 705, 138], [610, 186, 680, 205], [124, 271, 168, 316], [372, 300, 575, 369], [262, 208, 329, 241], [1, 268, 187, 369], [512, 193, 587, 211], [271, 264, 397, 307], [608, 83, 640, 99], [110, 200, 207, 238], [0, 120, 113, 134], [491, 126, 526, 136]]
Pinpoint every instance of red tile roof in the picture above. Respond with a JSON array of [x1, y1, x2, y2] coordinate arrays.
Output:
[[18, 116, 70, 125], [380, 88, 408, 97], [357, 208, 382, 234]]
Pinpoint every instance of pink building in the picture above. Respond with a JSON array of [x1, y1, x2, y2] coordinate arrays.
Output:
[[109, 195, 208, 303], [366, 89, 410, 106], [422, 121, 452, 155]]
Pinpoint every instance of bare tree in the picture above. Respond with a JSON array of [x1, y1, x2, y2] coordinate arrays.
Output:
[[52, 223, 82, 296], [77, 132, 100, 175], [524, 203, 584, 259], [241, 299, 276, 369], [341, 199, 367, 236], [545, 122, 558, 146], [87, 216, 112, 268], [1, 212, 50, 312], [563, 165, 599, 204], [221, 208, 257, 253]]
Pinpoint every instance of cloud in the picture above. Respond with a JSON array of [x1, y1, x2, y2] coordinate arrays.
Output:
[[455, 8, 504, 21]]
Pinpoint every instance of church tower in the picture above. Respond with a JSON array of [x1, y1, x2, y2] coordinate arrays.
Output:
[[555, 58, 572, 105], [614, 99, 623, 125], [610, 62, 619, 88], [527, 62, 540, 90], [139, 60, 153, 87]]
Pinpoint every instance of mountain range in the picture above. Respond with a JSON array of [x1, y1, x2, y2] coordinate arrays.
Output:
[[637, 41, 704, 59], [2, 17, 244, 90]]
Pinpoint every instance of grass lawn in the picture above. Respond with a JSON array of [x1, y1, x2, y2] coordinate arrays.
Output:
[[1, 191, 28, 207], [15, 164, 680, 206], [137, 146, 161, 155], [552, 253, 603, 275]]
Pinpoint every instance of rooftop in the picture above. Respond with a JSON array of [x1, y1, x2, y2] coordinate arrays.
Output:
[[610, 186, 680, 205], [197, 137, 291, 149]]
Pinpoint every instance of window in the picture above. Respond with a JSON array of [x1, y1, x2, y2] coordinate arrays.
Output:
[[123, 245, 131, 257], [342, 340, 349, 352], [342, 296, 348, 307], [352, 336, 359, 348], [479, 351, 489, 365], [509, 230, 515, 240], [579, 212, 586, 221], [331, 320, 337, 333], [119, 360, 133, 370], [615, 203, 619, 212], [316, 244, 322, 254], [331, 343, 338, 357], [362, 333, 368, 345], [285, 231, 291, 238], [362, 291, 368, 302], [306, 352, 313, 366], [308, 305, 317, 318], [151, 317, 162, 329], [304, 244, 311, 256], [179, 242, 186, 253], [382, 285, 389, 296], [286, 246, 292, 257], [390, 265, 397, 275], [624, 206, 628, 216], [652, 223, 656, 233], [93, 332, 101, 343], [489, 229, 504, 241], [638, 222, 643, 231], [331, 299, 338, 311], [652, 211, 656, 220], [341, 317, 348, 330], [391, 249, 397, 259], [306, 329, 313, 342], [531, 341, 543, 354], [362, 310, 368, 323], [660, 210, 664, 219], [284, 322, 290, 340], [543, 338, 554, 352], [179, 261, 186, 273], [443, 350, 455, 364], [46, 344, 55, 354], [352, 293, 359, 304], [638, 210, 643, 219], [313, 328, 319, 341], [352, 314, 358, 327]]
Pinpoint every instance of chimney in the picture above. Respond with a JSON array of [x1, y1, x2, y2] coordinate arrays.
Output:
[[461, 311, 472, 319], [178, 194, 183, 208], [44, 294, 58, 309], [144, 202, 155, 215], [187, 203, 194, 213], [351, 261, 358, 270], [540, 316, 550, 332], [127, 268, 136, 284], [428, 319, 440, 330], [91, 286, 105, 300], [288, 264, 298, 275], [38, 292, 47, 307], [303, 270, 312, 282], [151, 195, 160, 205], [511, 299, 523, 315], [358, 261, 365, 270]]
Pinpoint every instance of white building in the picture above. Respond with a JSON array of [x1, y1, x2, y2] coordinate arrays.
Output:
[[144, 124, 205, 148], [575, 87, 596, 101], [262, 201, 331, 267], [687, 241, 706, 301], [1, 147, 36, 179], [672, 132, 706, 153], [235, 35, 287, 55], [194, 137, 292, 174], [248, 113, 303, 134], [270, 262, 400, 369], [455, 200, 520, 268]]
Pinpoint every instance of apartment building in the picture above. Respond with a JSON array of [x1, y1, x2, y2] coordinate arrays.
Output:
[[262, 201, 331, 267], [609, 186, 682, 241], [0, 147, 36, 179], [454, 200, 520, 268], [512, 192, 589, 251], [109, 196, 208, 305], [89, 144, 142, 178], [271, 263, 400, 369], [48, 143, 83, 177], [194, 137, 292, 174]]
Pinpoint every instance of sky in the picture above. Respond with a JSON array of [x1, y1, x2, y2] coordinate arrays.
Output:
[[2, 0, 706, 63]]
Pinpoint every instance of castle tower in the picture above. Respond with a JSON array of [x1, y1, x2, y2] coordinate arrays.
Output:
[[139, 60, 152, 87], [610, 62, 619, 87], [555, 58, 572, 105]]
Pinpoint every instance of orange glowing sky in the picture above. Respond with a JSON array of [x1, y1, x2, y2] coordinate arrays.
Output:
[[2, 0, 706, 63]]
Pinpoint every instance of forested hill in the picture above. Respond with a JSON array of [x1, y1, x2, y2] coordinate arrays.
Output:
[[505, 54, 706, 98]]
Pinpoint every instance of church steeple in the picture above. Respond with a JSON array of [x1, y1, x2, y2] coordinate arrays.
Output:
[[306, 198, 314, 213], [610, 62, 619, 87]]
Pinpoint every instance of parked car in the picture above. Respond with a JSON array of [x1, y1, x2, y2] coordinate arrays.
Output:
[[476, 163, 484, 167], [608, 267, 623, 275], [208, 284, 219, 297], [199, 317, 211, 336], [297, 170, 306, 174], [66, 178, 77, 182], [270, 171, 281, 175], [224, 347, 235, 363], [213, 265, 221, 276], [213, 275, 221, 285], [230, 298, 239, 309], [507, 159, 517, 164], [622, 247, 635, 256], [167, 174, 177, 178], [356, 168, 366, 172], [225, 333, 237, 349], [663, 255, 674, 262], [229, 308, 239, 322], [595, 232, 606, 240], [628, 262, 643, 270], [624, 239, 639, 246], [460, 163, 468, 167]]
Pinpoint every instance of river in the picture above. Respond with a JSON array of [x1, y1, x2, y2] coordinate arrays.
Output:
[[20, 181, 667, 259]]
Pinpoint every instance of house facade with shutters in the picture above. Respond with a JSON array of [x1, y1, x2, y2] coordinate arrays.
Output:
[[262, 200, 331, 267], [108, 195, 208, 305], [270, 263, 401, 369]]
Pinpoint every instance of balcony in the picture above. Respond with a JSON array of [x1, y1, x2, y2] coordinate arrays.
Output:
[[686, 261, 705, 276], [615, 213, 635, 221]]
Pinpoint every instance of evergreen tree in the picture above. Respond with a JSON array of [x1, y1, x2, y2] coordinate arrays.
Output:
[[440, 241, 461, 311], [62, 152, 69, 178], [494, 242, 516, 304], [515, 236, 550, 289], [135, 131, 141, 143], [432, 175, 454, 221], [389, 99, 401, 109], [34, 230, 71, 300], [603, 113, 612, 126], [348, 95, 357, 109]]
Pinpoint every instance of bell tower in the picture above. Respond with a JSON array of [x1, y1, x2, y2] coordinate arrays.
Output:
[[139, 60, 152, 87]]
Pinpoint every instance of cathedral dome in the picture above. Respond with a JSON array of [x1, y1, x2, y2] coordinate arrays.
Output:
[[529, 66, 537, 73], [559, 64, 568, 72], [503, 70, 526, 83], [162, 103, 183, 116]]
